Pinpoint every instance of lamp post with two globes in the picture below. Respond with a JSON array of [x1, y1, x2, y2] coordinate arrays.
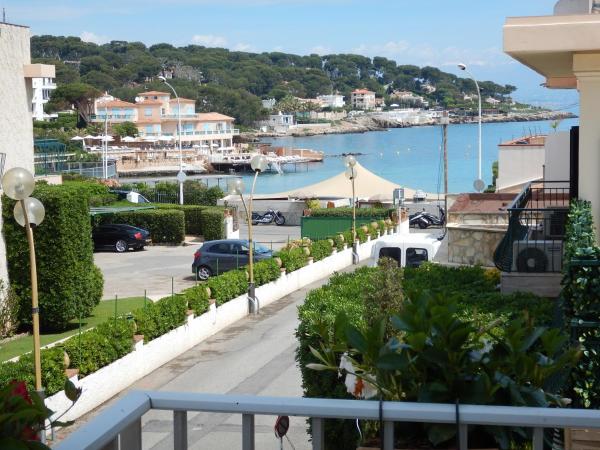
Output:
[[1, 168, 46, 402], [344, 155, 358, 264], [458, 63, 483, 191], [228, 154, 268, 314]]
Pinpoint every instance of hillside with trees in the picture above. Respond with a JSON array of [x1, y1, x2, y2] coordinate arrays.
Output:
[[32, 35, 517, 127]]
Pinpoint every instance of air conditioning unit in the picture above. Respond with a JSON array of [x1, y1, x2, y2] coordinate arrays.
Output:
[[512, 240, 564, 273]]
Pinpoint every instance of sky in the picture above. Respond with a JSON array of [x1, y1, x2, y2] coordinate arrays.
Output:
[[2, 0, 578, 107]]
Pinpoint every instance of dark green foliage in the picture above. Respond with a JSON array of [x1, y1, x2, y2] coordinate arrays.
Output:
[[0, 347, 66, 396], [206, 270, 247, 305], [64, 318, 135, 376], [2, 184, 104, 331], [310, 240, 333, 262], [308, 208, 394, 218], [133, 295, 187, 342], [96, 209, 185, 244], [89, 193, 118, 207], [200, 208, 226, 240], [180, 285, 210, 316], [277, 247, 309, 272], [253, 259, 281, 286]]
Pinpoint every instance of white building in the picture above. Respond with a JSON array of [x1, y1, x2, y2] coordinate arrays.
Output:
[[262, 98, 276, 110], [31, 76, 57, 121], [486, 97, 501, 105], [317, 94, 345, 109], [0, 22, 54, 284], [350, 89, 376, 110], [257, 112, 295, 133]]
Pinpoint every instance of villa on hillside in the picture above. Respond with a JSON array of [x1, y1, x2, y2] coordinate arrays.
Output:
[[92, 91, 239, 150], [350, 88, 376, 110]]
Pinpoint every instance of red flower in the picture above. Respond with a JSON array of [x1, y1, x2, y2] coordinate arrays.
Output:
[[8, 380, 39, 441]]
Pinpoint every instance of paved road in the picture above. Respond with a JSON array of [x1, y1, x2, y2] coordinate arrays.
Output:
[[61, 262, 366, 450], [94, 225, 301, 300]]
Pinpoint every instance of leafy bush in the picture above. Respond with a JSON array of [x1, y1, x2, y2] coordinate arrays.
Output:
[[0, 346, 66, 396], [133, 295, 187, 342], [180, 285, 210, 316], [0, 280, 19, 338], [278, 247, 309, 272], [64, 318, 135, 376], [89, 193, 117, 207], [200, 208, 226, 240], [253, 258, 281, 286], [3, 183, 104, 331], [310, 240, 333, 262], [97, 209, 185, 244], [206, 270, 247, 305], [308, 207, 394, 219]]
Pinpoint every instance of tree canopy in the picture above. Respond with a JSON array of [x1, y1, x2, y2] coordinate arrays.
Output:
[[32, 35, 518, 126]]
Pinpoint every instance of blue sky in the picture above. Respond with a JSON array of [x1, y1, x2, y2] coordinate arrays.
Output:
[[3, 0, 577, 107]]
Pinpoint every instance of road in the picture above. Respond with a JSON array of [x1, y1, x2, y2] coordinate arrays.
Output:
[[60, 262, 367, 450], [94, 224, 300, 300]]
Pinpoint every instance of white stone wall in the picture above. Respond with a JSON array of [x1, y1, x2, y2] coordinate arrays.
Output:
[[497, 143, 545, 191], [544, 131, 571, 184], [0, 23, 35, 286], [448, 225, 506, 267]]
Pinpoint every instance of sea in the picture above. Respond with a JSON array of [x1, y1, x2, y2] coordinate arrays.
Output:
[[239, 118, 579, 195]]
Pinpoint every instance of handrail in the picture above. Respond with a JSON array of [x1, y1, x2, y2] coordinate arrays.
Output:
[[55, 391, 600, 450]]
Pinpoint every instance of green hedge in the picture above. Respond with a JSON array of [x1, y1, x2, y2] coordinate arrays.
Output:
[[0, 347, 66, 396], [278, 247, 309, 272], [64, 318, 135, 376], [310, 240, 334, 261], [253, 259, 281, 286], [97, 209, 185, 244], [179, 285, 210, 316], [206, 270, 247, 305], [3, 183, 104, 331], [153, 204, 226, 239], [133, 295, 188, 342], [308, 207, 394, 218]]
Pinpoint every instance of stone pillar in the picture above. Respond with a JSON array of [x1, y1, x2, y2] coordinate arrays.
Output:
[[574, 53, 600, 237]]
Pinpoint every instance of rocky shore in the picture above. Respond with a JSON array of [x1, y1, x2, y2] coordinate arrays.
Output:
[[243, 110, 576, 139]]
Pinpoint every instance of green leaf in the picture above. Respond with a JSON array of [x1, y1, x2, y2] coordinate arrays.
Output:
[[306, 363, 331, 371], [376, 352, 409, 371], [427, 424, 456, 445], [519, 327, 547, 353], [346, 326, 368, 354]]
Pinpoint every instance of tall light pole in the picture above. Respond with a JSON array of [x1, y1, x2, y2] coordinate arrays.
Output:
[[344, 155, 358, 264], [228, 154, 268, 314], [159, 76, 185, 205], [2, 168, 46, 440], [458, 63, 484, 191], [103, 105, 108, 180]]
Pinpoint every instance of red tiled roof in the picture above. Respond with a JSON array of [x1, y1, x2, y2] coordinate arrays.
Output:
[[352, 89, 375, 94], [96, 99, 137, 108], [169, 97, 195, 103], [499, 135, 546, 147], [139, 91, 169, 96]]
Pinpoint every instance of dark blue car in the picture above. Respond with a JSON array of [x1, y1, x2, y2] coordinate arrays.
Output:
[[192, 239, 272, 280]]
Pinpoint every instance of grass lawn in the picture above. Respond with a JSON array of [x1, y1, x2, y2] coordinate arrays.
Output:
[[0, 297, 146, 362]]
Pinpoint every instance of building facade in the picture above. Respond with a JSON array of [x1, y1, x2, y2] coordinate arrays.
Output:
[[93, 91, 238, 149], [497, 135, 546, 192], [0, 22, 54, 284], [317, 94, 345, 109], [350, 89, 376, 110], [31, 76, 57, 121]]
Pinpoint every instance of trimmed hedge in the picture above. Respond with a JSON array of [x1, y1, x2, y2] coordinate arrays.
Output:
[[133, 295, 188, 342], [3, 183, 104, 331], [180, 285, 210, 316], [97, 209, 185, 244], [206, 269, 247, 305], [253, 258, 281, 286], [308, 207, 394, 218], [153, 204, 226, 240], [310, 239, 334, 261], [0, 347, 66, 396], [64, 318, 135, 376], [278, 247, 309, 272]]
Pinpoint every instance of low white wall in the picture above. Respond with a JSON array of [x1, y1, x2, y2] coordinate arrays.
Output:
[[45, 233, 387, 421]]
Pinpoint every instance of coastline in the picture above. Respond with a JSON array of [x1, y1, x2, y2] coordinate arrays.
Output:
[[243, 111, 576, 139]]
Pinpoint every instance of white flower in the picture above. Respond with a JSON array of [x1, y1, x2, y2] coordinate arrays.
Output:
[[339, 354, 378, 399]]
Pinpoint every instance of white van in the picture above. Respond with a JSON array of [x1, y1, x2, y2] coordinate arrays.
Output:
[[370, 233, 442, 268]]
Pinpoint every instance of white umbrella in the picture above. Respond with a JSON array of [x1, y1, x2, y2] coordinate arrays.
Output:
[[211, 143, 219, 147], [192, 144, 201, 148], [201, 144, 210, 149], [100, 136, 114, 142], [92, 135, 104, 140], [158, 135, 173, 141], [83, 135, 96, 140], [143, 136, 158, 142], [122, 136, 137, 142], [70, 136, 84, 141]]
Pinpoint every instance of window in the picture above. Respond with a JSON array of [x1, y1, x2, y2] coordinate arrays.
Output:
[[144, 108, 153, 117], [209, 243, 231, 254], [406, 248, 428, 268], [145, 125, 153, 133], [378, 247, 401, 266], [231, 243, 249, 255]]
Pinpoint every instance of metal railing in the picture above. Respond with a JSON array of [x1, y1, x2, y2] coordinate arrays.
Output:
[[55, 391, 600, 450], [494, 181, 571, 273], [91, 114, 136, 121]]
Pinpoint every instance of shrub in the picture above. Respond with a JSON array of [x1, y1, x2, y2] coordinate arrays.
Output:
[[0, 280, 19, 338], [97, 209, 185, 244], [253, 259, 281, 286], [278, 247, 309, 272], [206, 270, 247, 305], [200, 208, 226, 240], [308, 207, 394, 218], [0, 346, 66, 396], [64, 318, 135, 376], [153, 204, 205, 235], [89, 193, 117, 207], [310, 240, 333, 262], [3, 183, 104, 331], [133, 295, 187, 342], [180, 285, 210, 315]]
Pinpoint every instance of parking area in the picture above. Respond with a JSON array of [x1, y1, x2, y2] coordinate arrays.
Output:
[[94, 224, 301, 300]]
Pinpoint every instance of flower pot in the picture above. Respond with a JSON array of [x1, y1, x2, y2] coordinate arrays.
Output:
[[65, 368, 79, 379]]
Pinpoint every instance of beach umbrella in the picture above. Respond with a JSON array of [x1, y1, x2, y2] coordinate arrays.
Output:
[[201, 144, 210, 149], [143, 136, 158, 142], [211, 143, 219, 147], [122, 136, 136, 142], [92, 135, 104, 140], [100, 136, 114, 142], [83, 134, 95, 140], [70, 136, 84, 141], [192, 144, 201, 148], [158, 135, 173, 141]]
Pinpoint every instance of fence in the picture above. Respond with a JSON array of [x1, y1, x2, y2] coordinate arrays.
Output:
[[55, 390, 600, 450], [494, 181, 570, 273], [301, 215, 390, 240]]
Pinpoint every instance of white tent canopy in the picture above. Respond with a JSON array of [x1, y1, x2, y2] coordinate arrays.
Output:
[[121, 136, 137, 142], [70, 136, 84, 141], [257, 162, 427, 201]]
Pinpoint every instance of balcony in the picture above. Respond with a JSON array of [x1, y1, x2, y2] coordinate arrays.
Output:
[[91, 114, 136, 121], [55, 391, 600, 450], [493, 181, 571, 296]]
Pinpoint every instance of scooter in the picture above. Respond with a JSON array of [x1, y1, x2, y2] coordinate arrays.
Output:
[[409, 210, 432, 229], [421, 206, 446, 227], [251, 209, 286, 226]]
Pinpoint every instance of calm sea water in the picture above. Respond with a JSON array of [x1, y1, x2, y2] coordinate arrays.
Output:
[[242, 118, 578, 195]]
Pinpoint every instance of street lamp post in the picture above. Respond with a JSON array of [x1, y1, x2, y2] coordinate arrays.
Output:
[[228, 154, 268, 314], [1, 167, 46, 440], [344, 155, 358, 264], [458, 63, 483, 190], [159, 76, 185, 205]]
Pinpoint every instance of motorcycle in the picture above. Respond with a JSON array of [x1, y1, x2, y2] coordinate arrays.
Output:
[[409, 206, 446, 229], [421, 206, 446, 227], [251, 209, 286, 226]]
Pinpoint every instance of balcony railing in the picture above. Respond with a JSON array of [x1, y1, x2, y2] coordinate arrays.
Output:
[[91, 114, 136, 121], [494, 181, 571, 273], [55, 391, 600, 450]]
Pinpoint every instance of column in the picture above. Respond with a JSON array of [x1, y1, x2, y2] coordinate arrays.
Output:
[[574, 53, 600, 238]]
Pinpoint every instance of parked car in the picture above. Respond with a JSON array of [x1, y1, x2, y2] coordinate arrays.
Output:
[[370, 233, 441, 268], [192, 239, 273, 280], [92, 224, 151, 253]]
